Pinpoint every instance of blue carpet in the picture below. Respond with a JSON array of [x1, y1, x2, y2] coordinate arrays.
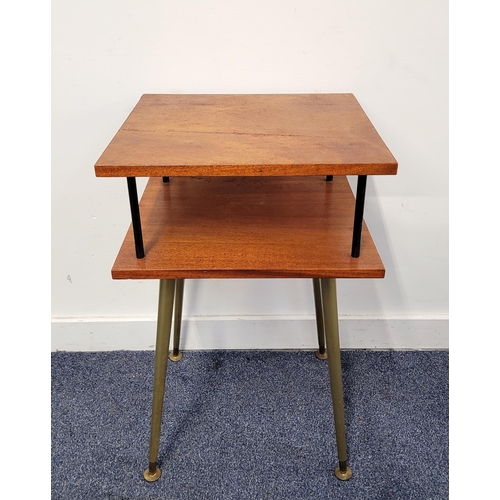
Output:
[[51, 350, 448, 499]]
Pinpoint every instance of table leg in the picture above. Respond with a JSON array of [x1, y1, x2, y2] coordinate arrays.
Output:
[[312, 279, 327, 360], [320, 278, 353, 480], [351, 175, 367, 258], [169, 279, 185, 362], [126, 177, 145, 259], [144, 279, 176, 482]]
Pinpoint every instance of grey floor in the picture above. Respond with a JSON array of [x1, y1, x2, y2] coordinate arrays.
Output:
[[52, 350, 448, 499]]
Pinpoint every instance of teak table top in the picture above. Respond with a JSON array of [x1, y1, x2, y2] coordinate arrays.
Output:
[[95, 94, 397, 178], [112, 176, 385, 279]]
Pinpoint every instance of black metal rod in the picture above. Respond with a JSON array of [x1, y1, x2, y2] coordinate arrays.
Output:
[[351, 175, 367, 258], [126, 177, 145, 259], [163, 177, 170, 183], [326, 175, 333, 182]]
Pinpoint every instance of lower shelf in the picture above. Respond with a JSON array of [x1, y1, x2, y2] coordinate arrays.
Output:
[[112, 176, 385, 279]]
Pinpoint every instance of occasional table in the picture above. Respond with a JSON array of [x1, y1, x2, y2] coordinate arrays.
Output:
[[94, 94, 397, 482]]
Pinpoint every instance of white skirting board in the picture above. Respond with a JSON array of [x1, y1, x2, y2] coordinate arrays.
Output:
[[51, 316, 449, 351]]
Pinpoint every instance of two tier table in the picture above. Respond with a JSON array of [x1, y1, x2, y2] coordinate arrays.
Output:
[[94, 93, 398, 482]]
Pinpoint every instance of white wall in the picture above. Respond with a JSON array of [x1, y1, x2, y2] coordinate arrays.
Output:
[[51, 0, 448, 350]]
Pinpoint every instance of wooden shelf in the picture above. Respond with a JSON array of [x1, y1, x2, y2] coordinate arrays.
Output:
[[95, 94, 397, 178], [112, 176, 385, 279]]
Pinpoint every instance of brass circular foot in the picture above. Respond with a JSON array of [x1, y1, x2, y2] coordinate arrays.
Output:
[[334, 465, 352, 481], [144, 466, 162, 482], [315, 349, 328, 360], [169, 350, 183, 362]]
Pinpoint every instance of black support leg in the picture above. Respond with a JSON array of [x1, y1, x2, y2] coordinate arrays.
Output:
[[351, 175, 367, 258], [126, 177, 145, 259]]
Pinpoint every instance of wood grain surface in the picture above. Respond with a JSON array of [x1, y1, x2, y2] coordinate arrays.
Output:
[[95, 94, 397, 178], [111, 176, 385, 279]]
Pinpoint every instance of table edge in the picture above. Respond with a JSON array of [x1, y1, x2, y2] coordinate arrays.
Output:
[[95, 163, 398, 177], [111, 269, 386, 280]]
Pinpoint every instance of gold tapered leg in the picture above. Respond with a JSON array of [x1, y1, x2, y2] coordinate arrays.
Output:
[[144, 279, 176, 482], [320, 278, 353, 481], [312, 279, 328, 359], [169, 279, 185, 362]]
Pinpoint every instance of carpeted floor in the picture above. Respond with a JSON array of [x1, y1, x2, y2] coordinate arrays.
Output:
[[51, 350, 448, 499]]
